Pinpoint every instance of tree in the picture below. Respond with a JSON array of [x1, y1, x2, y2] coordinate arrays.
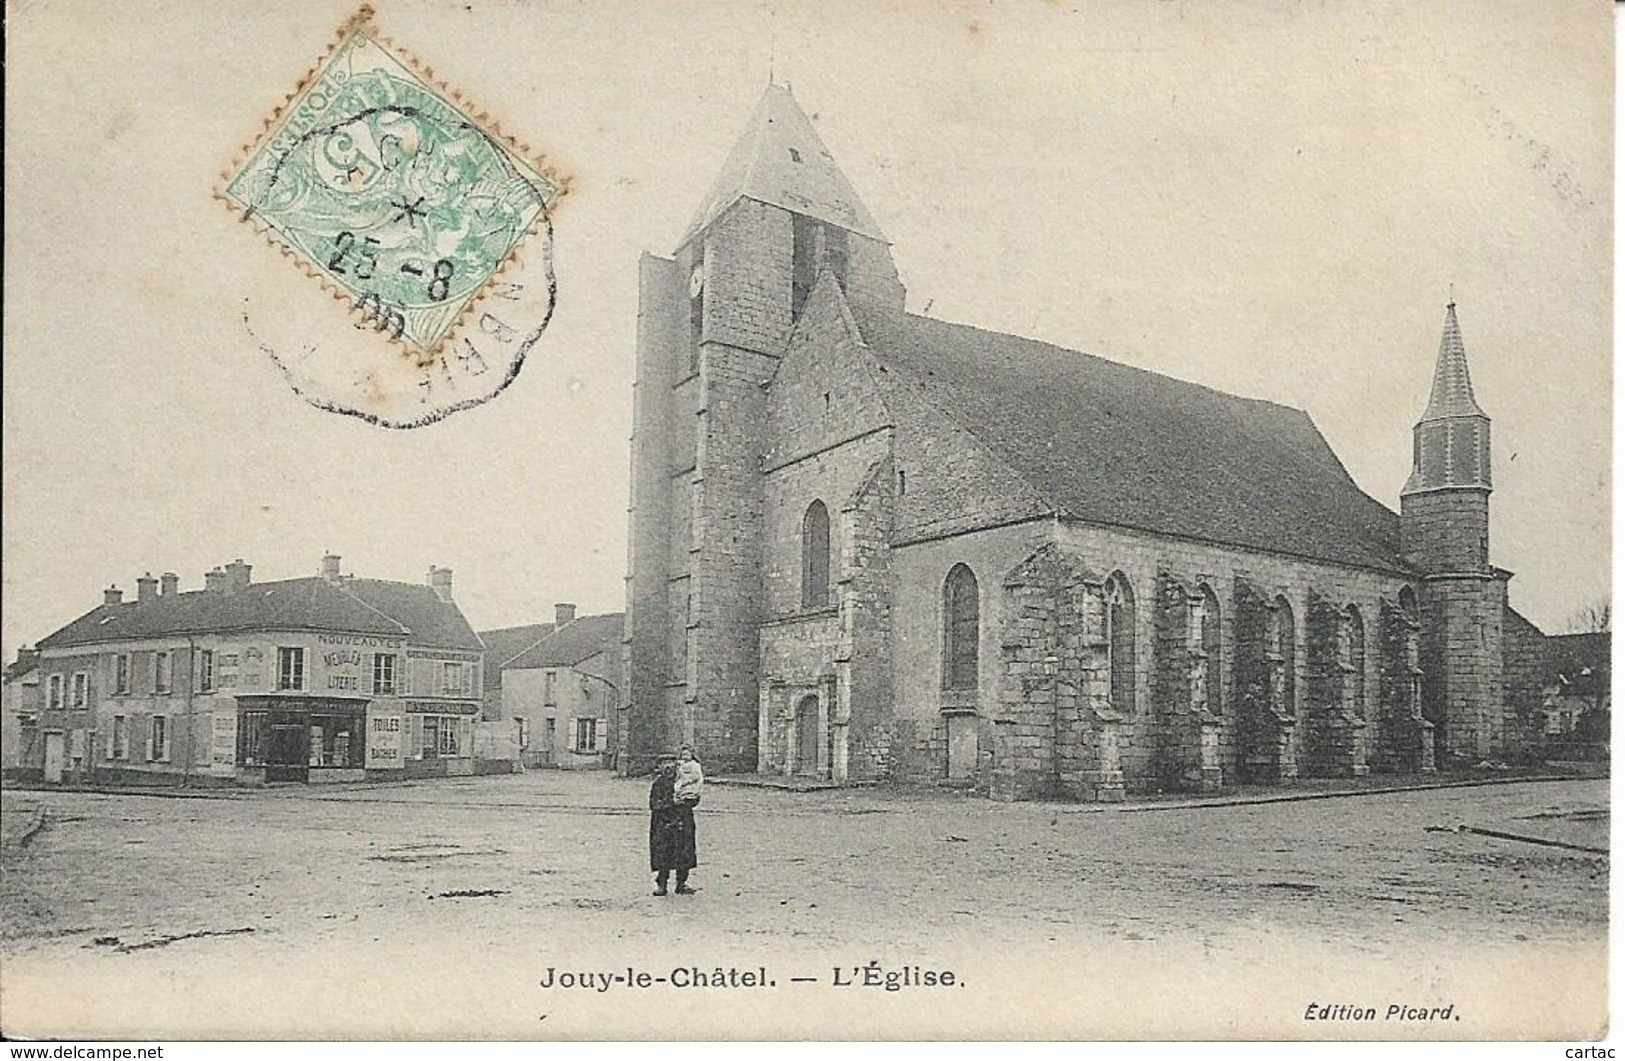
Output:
[[1567, 599, 1611, 634]]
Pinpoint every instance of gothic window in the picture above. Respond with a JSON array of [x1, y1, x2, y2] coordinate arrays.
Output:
[[801, 501, 831, 609], [1105, 573, 1136, 713], [1192, 584, 1221, 714], [1267, 596, 1295, 716], [1343, 605, 1366, 713], [942, 564, 979, 691], [1398, 586, 1423, 715]]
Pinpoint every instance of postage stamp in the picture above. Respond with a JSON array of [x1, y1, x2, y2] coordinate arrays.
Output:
[[219, 6, 565, 425]]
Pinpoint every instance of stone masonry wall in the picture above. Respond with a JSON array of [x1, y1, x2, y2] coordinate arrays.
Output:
[[690, 342, 776, 770], [1419, 575, 1505, 764], [1401, 490, 1490, 577], [1375, 598, 1433, 773], [759, 279, 897, 780], [623, 253, 686, 770], [1501, 604, 1549, 761]]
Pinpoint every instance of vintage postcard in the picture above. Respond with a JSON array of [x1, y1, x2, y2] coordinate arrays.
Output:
[[1, 0, 1612, 1045]]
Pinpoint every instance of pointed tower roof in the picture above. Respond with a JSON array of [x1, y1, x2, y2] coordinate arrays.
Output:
[[1419, 302, 1488, 421], [680, 83, 887, 246]]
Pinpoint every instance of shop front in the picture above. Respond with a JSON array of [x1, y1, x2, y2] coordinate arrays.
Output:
[[233, 696, 369, 783], [401, 699, 478, 778]]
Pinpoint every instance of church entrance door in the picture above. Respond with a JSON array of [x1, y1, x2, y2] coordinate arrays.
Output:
[[946, 714, 977, 781], [794, 695, 819, 776]]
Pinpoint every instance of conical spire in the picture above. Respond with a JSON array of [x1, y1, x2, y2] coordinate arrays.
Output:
[[680, 84, 886, 247], [1403, 301, 1491, 496], [1419, 302, 1486, 421]]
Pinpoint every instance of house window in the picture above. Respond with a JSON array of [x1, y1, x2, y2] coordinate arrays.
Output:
[[276, 647, 306, 691], [240, 710, 268, 765], [515, 717, 530, 751], [543, 670, 557, 705], [154, 651, 172, 695], [198, 650, 215, 693], [111, 715, 129, 760], [440, 661, 472, 697], [802, 500, 831, 609], [71, 672, 89, 709], [47, 674, 63, 711], [942, 563, 980, 691], [421, 714, 464, 758], [1105, 573, 1137, 713], [544, 717, 556, 750], [373, 653, 397, 695], [150, 716, 168, 761], [575, 717, 601, 753], [115, 654, 131, 695]]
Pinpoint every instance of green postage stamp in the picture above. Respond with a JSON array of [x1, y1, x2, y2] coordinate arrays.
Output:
[[220, 6, 562, 364]]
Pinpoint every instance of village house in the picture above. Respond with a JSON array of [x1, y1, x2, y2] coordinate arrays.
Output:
[[468, 617, 557, 771], [25, 555, 484, 785], [1541, 631, 1610, 758], [1, 648, 43, 778], [620, 84, 1558, 799], [501, 608, 623, 769]]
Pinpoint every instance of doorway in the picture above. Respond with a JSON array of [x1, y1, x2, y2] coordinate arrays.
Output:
[[266, 722, 309, 782], [43, 731, 65, 783], [946, 714, 978, 781], [794, 695, 819, 776]]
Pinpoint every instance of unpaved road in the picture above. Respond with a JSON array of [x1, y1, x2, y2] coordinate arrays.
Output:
[[0, 774, 1608, 1040]]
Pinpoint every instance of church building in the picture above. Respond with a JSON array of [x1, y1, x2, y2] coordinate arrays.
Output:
[[621, 84, 1549, 800]]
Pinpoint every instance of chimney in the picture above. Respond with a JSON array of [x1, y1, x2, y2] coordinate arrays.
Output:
[[160, 572, 179, 597], [224, 559, 252, 593], [321, 553, 342, 581], [554, 602, 577, 627], [428, 565, 454, 602], [204, 567, 227, 592], [136, 573, 158, 604], [104, 585, 124, 606]]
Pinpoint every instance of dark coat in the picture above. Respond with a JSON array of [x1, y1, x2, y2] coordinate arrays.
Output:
[[649, 772, 698, 872]]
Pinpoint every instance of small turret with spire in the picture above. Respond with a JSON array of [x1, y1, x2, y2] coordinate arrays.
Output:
[[1398, 299, 1505, 766], [1401, 301, 1493, 576], [1403, 301, 1492, 497]]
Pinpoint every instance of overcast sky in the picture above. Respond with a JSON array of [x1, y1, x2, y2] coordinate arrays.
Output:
[[4, 0, 1611, 656]]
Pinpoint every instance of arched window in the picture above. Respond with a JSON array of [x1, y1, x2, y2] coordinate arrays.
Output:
[[1397, 587, 1423, 716], [801, 501, 831, 608], [942, 564, 979, 690], [1268, 595, 1296, 716], [1195, 584, 1222, 714], [1105, 572, 1136, 713], [1344, 605, 1366, 712]]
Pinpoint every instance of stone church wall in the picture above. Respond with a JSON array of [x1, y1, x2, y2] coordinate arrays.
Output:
[[1500, 603, 1549, 761], [758, 282, 898, 780]]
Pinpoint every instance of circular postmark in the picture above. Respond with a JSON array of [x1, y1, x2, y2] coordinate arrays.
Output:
[[221, 9, 566, 427]]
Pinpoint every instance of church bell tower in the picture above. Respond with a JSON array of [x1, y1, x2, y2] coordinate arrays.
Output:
[[1399, 302, 1505, 763], [621, 84, 905, 774]]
